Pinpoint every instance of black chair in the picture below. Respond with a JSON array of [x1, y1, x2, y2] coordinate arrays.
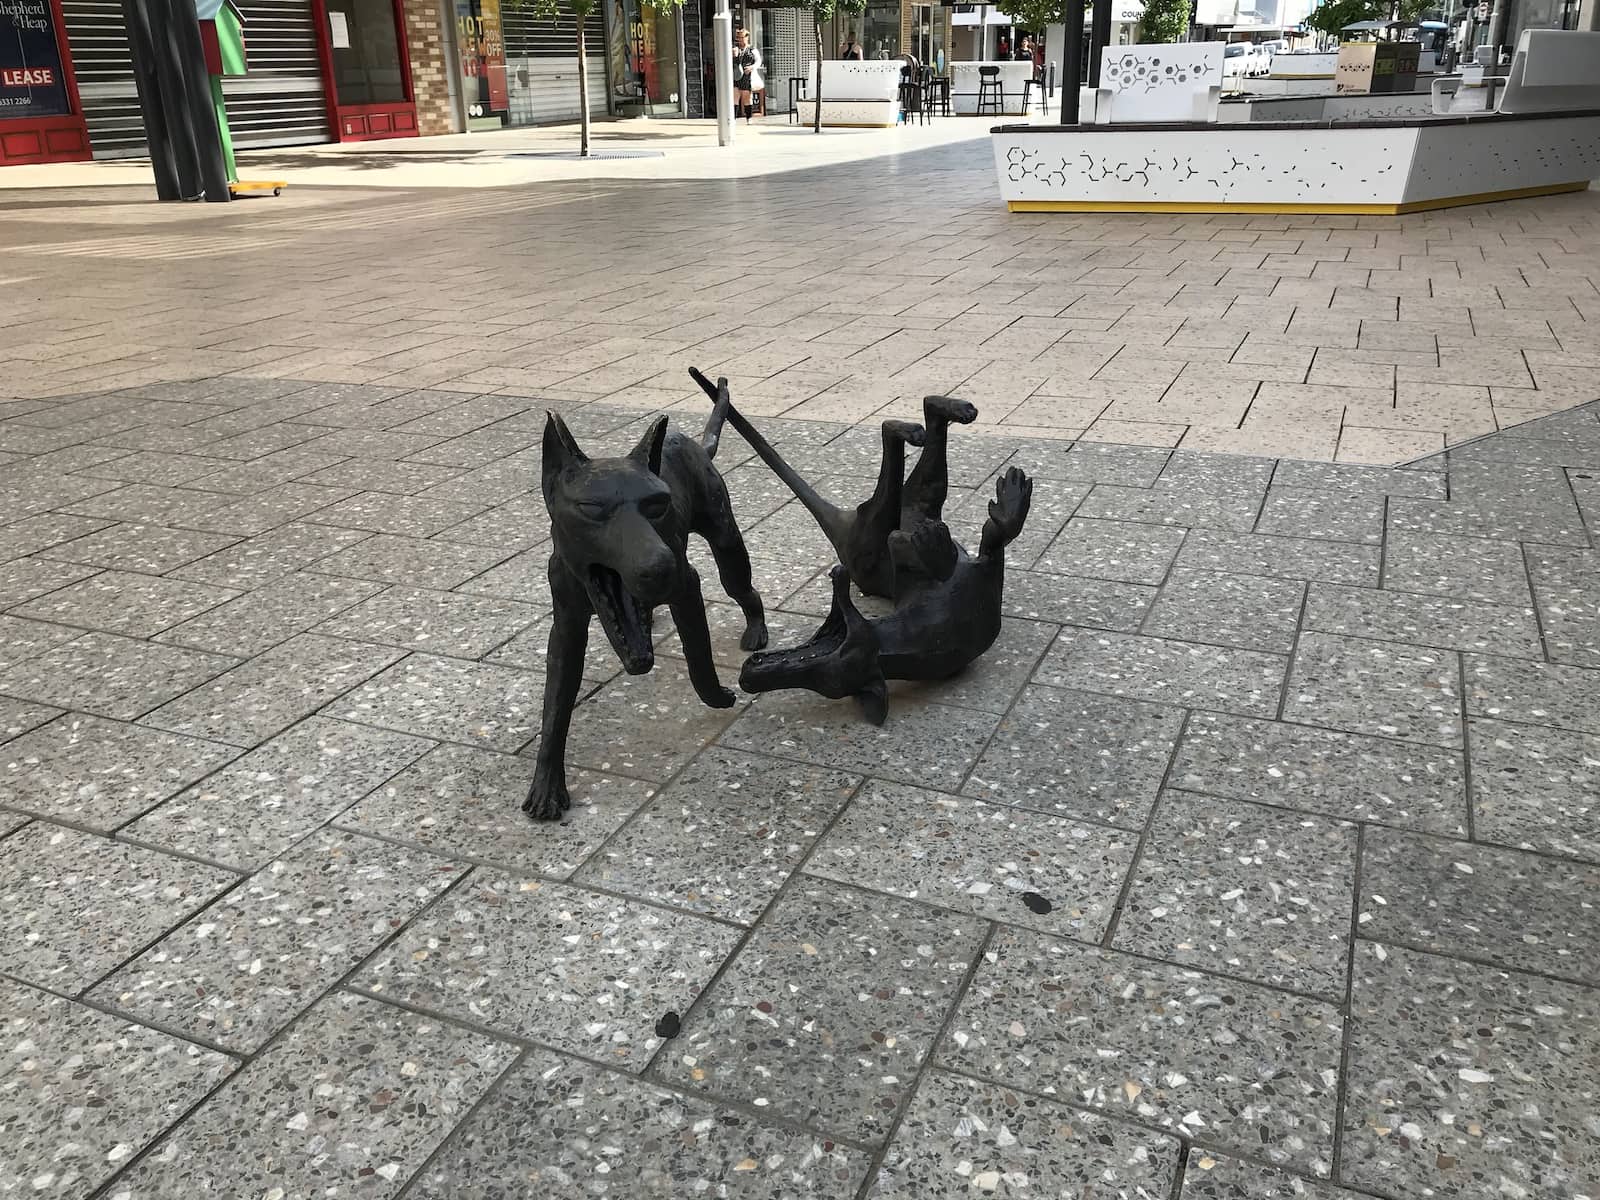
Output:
[[788, 74, 808, 124], [977, 65, 1004, 116], [898, 68, 928, 124], [924, 73, 951, 116], [1022, 75, 1039, 113]]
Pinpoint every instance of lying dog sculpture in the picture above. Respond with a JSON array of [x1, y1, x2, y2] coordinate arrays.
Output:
[[523, 397, 767, 821], [740, 468, 1033, 723], [689, 367, 976, 598]]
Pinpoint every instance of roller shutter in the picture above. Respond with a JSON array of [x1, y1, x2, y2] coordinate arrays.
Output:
[[59, 0, 328, 158], [500, 9, 606, 125]]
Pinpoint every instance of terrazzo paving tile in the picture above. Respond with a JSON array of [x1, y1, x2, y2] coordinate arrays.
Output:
[[358, 874, 739, 1069], [1379, 531, 1534, 606], [1175, 529, 1380, 586], [140, 631, 406, 746], [0, 714, 236, 831], [1359, 826, 1600, 985], [1255, 488, 1386, 544], [181, 481, 356, 537], [407, 1047, 869, 1199], [1387, 489, 1590, 546], [336, 743, 655, 878], [1463, 652, 1600, 734], [963, 684, 1185, 828], [1303, 583, 1543, 658], [299, 457, 463, 494], [430, 492, 551, 550], [1075, 482, 1267, 532], [165, 521, 371, 589], [9, 569, 239, 638], [1525, 544, 1600, 668], [1171, 712, 1467, 834], [0, 556, 100, 608], [1000, 569, 1156, 631], [0, 512, 112, 561], [938, 932, 1344, 1175], [720, 687, 998, 792], [109, 990, 518, 1199], [314, 585, 542, 658], [481, 609, 621, 687], [0, 631, 238, 720], [1143, 569, 1307, 653], [1282, 634, 1462, 748], [656, 878, 987, 1146], [1466, 717, 1600, 862], [327, 653, 541, 752], [0, 698, 59, 748], [58, 482, 233, 527], [867, 1069, 1181, 1199], [1180, 1152, 1369, 1198], [92, 830, 464, 1053], [0, 823, 235, 994], [446, 544, 556, 602], [1112, 790, 1356, 997], [655, 601, 838, 672], [308, 531, 510, 589], [564, 663, 747, 780], [1339, 942, 1600, 1200], [124, 716, 434, 869], [1036, 628, 1288, 718], [574, 747, 857, 923], [0, 613, 79, 672], [38, 522, 240, 575], [808, 779, 1136, 940], [1027, 440, 1173, 486], [310, 491, 487, 537], [155, 571, 385, 656], [0, 978, 235, 1198], [1033, 517, 1188, 585]]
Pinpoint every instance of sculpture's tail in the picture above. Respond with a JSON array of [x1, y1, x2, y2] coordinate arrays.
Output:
[[699, 373, 734, 460], [688, 367, 846, 536]]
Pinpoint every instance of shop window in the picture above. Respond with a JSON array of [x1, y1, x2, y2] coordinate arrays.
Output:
[[327, 0, 407, 105]]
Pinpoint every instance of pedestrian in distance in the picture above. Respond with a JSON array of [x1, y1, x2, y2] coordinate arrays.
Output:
[[733, 28, 763, 122], [841, 30, 864, 59]]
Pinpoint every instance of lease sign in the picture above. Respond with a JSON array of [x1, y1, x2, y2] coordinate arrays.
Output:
[[1, 0, 71, 119]]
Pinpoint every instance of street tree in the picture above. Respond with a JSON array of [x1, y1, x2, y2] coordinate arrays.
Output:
[[505, 0, 688, 156], [1305, 0, 1383, 35], [793, 0, 870, 132], [1139, 0, 1189, 42]]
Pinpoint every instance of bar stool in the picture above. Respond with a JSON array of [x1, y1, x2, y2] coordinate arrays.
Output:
[[977, 65, 1004, 116], [925, 74, 951, 116], [1021, 75, 1038, 112]]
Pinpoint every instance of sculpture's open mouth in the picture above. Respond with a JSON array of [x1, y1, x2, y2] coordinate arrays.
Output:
[[588, 563, 653, 674]]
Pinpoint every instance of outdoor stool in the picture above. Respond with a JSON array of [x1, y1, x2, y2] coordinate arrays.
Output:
[[899, 78, 928, 124], [977, 65, 1004, 116], [1022, 76, 1038, 112], [788, 74, 808, 123], [925, 74, 951, 115]]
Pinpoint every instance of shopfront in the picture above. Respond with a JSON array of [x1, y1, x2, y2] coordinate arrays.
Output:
[[0, 0, 91, 164], [607, 0, 683, 115], [317, 0, 419, 138]]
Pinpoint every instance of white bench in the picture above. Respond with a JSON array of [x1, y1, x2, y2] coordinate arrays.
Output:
[[950, 61, 1034, 116], [1092, 43, 1224, 123], [796, 61, 904, 128], [1433, 29, 1600, 114]]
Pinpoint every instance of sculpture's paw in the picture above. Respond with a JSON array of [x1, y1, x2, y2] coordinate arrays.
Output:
[[987, 466, 1033, 536], [883, 419, 927, 448], [740, 619, 770, 652], [706, 685, 738, 709], [925, 395, 978, 425], [523, 770, 572, 821]]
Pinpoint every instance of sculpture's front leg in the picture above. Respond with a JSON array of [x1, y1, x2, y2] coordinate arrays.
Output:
[[524, 558, 593, 821]]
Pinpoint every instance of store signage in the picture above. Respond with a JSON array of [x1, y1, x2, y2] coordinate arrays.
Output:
[[0, 0, 71, 119]]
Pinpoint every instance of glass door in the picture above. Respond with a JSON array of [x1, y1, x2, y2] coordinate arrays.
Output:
[[607, 0, 681, 114]]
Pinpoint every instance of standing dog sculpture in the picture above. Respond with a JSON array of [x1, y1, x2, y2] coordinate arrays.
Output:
[[523, 394, 767, 821]]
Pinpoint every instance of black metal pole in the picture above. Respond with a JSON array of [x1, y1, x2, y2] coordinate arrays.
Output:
[[1087, 0, 1112, 87], [1060, 0, 1084, 122]]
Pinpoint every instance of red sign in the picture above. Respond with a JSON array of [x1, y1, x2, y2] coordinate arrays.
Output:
[[2, 67, 57, 87]]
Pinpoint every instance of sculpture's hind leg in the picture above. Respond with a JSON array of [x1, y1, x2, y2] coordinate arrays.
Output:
[[849, 418, 924, 598], [902, 395, 978, 526], [695, 473, 769, 651]]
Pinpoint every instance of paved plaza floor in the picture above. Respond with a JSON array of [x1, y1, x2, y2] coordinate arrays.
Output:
[[1, 130, 1599, 1198]]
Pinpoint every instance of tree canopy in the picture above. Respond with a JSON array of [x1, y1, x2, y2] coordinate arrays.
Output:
[[1139, 0, 1188, 42]]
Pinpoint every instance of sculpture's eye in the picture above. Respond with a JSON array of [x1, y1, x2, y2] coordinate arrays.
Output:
[[639, 495, 671, 521], [577, 500, 609, 519]]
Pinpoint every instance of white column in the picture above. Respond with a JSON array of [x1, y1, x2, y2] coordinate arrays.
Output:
[[714, 0, 735, 145]]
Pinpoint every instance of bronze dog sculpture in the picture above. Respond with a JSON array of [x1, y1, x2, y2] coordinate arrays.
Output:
[[523, 397, 767, 821], [740, 468, 1033, 723]]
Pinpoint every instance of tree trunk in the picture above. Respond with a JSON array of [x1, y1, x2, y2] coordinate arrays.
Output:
[[813, 12, 823, 132], [577, 11, 591, 157]]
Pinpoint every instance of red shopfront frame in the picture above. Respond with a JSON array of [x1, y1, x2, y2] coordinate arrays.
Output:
[[311, 0, 420, 141], [0, 0, 91, 166]]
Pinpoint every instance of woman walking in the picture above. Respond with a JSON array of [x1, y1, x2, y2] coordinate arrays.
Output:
[[733, 28, 763, 122]]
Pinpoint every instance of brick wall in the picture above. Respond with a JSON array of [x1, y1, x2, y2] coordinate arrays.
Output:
[[404, 0, 458, 135]]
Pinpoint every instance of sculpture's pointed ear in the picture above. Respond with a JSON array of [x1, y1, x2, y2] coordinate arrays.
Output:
[[543, 412, 587, 481], [629, 415, 669, 477]]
